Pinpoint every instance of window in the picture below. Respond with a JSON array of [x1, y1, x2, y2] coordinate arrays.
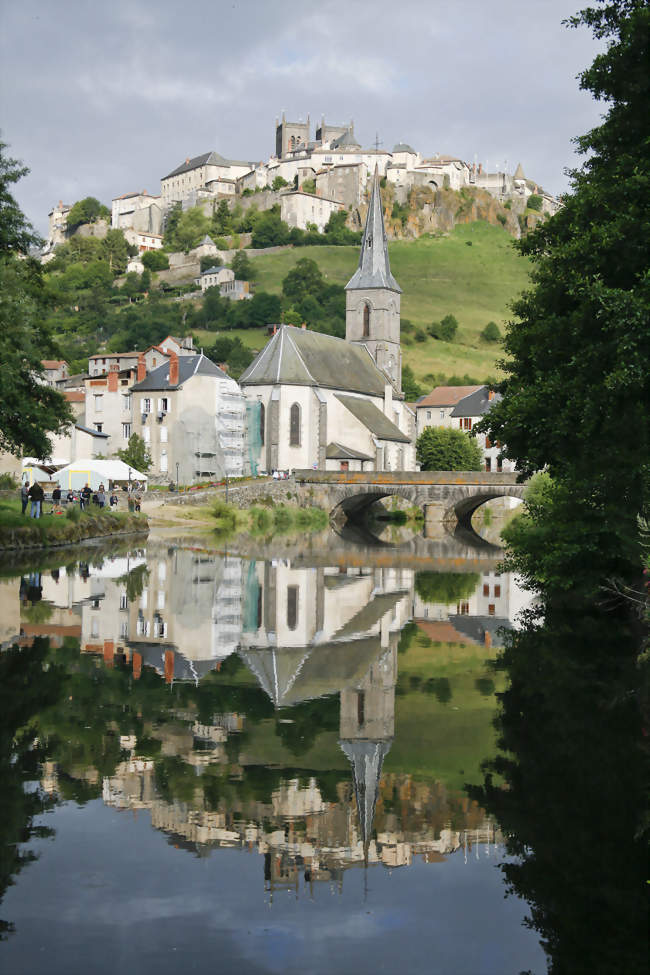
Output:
[[458, 601, 470, 615], [287, 585, 298, 630], [494, 585, 501, 598], [119, 594, 128, 610], [488, 604, 496, 616], [160, 427, 168, 443], [143, 398, 151, 414], [94, 394, 103, 412], [289, 403, 301, 446], [497, 458, 503, 473], [259, 403, 265, 446], [439, 410, 445, 419], [157, 590, 165, 609], [122, 423, 131, 439], [483, 584, 490, 597], [427, 411, 432, 420], [143, 427, 150, 444], [159, 397, 169, 413], [122, 394, 131, 411], [485, 436, 492, 449], [95, 423, 103, 433], [485, 457, 491, 472], [362, 303, 370, 337], [160, 450, 168, 473], [463, 417, 472, 430], [357, 691, 365, 728], [119, 621, 129, 638], [91, 619, 99, 638]]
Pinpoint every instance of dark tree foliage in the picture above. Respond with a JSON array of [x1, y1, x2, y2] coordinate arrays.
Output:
[[117, 433, 151, 472], [66, 196, 110, 232], [479, 1, 650, 568], [0, 142, 74, 457], [280, 258, 346, 336], [414, 571, 480, 604], [401, 364, 423, 400], [416, 426, 483, 471]]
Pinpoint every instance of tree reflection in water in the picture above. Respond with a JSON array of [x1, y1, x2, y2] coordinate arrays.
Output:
[[471, 592, 648, 974]]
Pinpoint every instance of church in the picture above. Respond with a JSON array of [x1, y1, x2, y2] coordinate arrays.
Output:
[[240, 170, 416, 472]]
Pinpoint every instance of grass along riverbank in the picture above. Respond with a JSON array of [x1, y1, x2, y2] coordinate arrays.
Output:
[[0, 498, 148, 550], [212, 500, 329, 538]]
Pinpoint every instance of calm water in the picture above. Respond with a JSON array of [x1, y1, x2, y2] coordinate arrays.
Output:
[[0, 526, 644, 974]]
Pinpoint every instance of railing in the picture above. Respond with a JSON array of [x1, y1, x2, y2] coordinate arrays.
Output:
[[293, 470, 523, 486]]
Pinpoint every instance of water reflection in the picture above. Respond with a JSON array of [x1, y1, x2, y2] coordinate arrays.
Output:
[[0, 544, 532, 904]]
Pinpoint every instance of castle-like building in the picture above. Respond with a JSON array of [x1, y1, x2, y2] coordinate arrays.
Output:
[[239, 169, 416, 473]]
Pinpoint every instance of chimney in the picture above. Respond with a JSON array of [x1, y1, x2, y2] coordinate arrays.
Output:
[[137, 353, 146, 383], [108, 363, 119, 392], [169, 351, 179, 386]]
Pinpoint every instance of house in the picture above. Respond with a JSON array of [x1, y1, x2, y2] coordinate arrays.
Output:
[[192, 234, 219, 260], [88, 352, 140, 376], [415, 386, 482, 438], [84, 365, 139, 455], [41, 360, 69, 386], [160, 151, 256, 207], [123, 229, 163, 253], [111, 191, 163, 235], [196, 266, 234, 293], [130, 351, 247, 483], [279, 191, 343, 233], [240, 170, 416, 473]]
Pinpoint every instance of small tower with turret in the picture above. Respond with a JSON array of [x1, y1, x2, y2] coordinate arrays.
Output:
[[345, 168, 402, 394]]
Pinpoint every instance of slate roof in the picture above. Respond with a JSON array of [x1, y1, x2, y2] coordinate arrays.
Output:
[[513, 162, 525, 179], [416, 385, 483, 408], [345, 168, 401, 292], [75, 423, 109, 438], [131, 353, 228, 392], [335, 394, 410, 443], [448, 614, 511, 648], [239, 325, 388, 397], [450, 387, 500, 418], [198, 234, 215, 246], [326, 442, 374, 461], [162, 151, 254, 180], [330, 130, 361, 149], [393, 143, 416, 153]]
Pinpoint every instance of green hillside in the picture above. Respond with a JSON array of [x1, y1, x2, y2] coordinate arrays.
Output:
[[248, 222, 530, 383]]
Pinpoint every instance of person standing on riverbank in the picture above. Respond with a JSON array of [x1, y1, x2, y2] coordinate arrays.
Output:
[[80, 483, 91, 511], [20, 480, 29, 515], [28, 481, 44, 518]]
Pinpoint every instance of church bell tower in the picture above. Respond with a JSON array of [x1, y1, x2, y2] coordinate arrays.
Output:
[[345, 167, 402, 394]]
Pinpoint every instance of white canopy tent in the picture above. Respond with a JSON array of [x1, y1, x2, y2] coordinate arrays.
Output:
[[55, 459, 148, 492]]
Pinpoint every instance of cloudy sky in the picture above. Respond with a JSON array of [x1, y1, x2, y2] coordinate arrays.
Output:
[[1, 0, 605, 236]]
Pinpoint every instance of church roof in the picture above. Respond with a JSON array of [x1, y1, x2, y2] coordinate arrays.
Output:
[[393, 143, 416, 153], [335, 394, 410, 443], [513, 162, 525, 179], [339, 738, 392, 851], [198, 234, 215, 246], [239, 325, 388, 396], [345, 168, 401, 292], [330, 130, 361, 149], [326, 442, 375, 461]]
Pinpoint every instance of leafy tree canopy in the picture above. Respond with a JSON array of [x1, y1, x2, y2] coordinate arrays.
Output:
[[481, 321, 501, 342], [67, 197, 110, 232], [415, 571, 480, 604], [479, 0, 650, 559], [402, 364, 423, 400], [416, 426, 483, 471], [117, 433, 151, 472], [141, 250, 169, 271], [230, 249, 254, 280]]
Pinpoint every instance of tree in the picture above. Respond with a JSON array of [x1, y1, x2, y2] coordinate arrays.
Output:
[[526, 193, 543, 212], [481, 321, 501, 342], [117, 433, 151, 472], [416, 426, 483, 471], [429, 313, 458, 341], [478, 1, 650, 567], [66, 197, 110, 232], [174, 207, 209, 253], [163, 202, 182, 247], [271, 175, 289, 191], [230, 249, 254, 281], [141, 250, 169, 271], [402, 364, 423, 400], [282, 258, 323, 303], [0, 142, 74, 457], [251, 207, 290, 248], [200, 254, 222, 272], [415, 571, 480, 604], [212, 199, 232, 235]]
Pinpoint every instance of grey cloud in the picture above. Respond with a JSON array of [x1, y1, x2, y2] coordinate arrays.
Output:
[[0, 0, 604, 234]]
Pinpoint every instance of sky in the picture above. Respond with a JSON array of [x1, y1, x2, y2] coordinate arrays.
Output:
[[0, 0, 606, 236]]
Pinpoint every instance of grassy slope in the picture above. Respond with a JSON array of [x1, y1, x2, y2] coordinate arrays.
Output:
[[243, 222, 530, 383]]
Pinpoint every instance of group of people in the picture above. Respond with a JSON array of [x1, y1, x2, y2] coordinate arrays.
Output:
[[21, 480, 125, 517]]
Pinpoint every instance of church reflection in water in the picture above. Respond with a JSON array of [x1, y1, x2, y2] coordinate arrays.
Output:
[[3, 544, 533, 895]]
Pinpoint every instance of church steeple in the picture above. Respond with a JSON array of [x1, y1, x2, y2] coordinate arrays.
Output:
[[345, 167, 403, 393], [346, 167, 401, 293]]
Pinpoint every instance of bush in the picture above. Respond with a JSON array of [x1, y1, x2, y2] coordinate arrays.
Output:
[[66, 504, 81, 522], [301, 178, 316, 194], [272, 175, 289, 191], [429, 314, 459, 342], [0, 472, 17, 489], [497, 212, 507, 226], [527, 194, 543, 212], [481, 321, 502, 342], [141, 250, 169, 271], [415, 571, 480, 604], [200, 254, 222, 272], [416, 426, 483, 471]]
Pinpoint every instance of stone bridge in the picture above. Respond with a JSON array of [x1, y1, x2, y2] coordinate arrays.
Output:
[[293, 470, 526, 531]]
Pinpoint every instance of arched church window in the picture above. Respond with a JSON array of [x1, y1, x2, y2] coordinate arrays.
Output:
[[289, 403, 301, 446], [363, 303, 371, 338], [259, 403, 265, 446]]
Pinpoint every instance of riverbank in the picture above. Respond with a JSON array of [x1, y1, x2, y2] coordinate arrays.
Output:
[[0, 499, 148, 550], [211, 500, 329, 537]]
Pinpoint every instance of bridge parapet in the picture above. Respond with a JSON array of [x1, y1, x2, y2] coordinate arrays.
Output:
[[294, 470, 522, 487]]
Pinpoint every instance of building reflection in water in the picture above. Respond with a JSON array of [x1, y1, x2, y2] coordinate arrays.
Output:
[[5, 546, 534, 895]]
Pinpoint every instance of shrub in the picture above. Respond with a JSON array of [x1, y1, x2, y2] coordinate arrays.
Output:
[[301, 178, 316, 194], [416, 426, 483, 471], [481, 321, 502, 342], [414, 328, 427, 342], [66, 504, 81, 522], [497, 212, 507, 226], [200, 254, 222, 272], [272, 175, 289, 191], [527, 194, 543, 212], [429, 314, 458, 342], [415, 571, 480, 604], [0, 472, 17, 489]]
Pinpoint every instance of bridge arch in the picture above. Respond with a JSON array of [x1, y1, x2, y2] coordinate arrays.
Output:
[[444, 486, 525, 530], [329, 487, 414, 523]]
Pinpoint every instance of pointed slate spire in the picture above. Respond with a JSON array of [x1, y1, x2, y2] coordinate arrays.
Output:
[[345, 167, 401, 293], [339, 738, 392, 862], [513, 162, 525, 179]]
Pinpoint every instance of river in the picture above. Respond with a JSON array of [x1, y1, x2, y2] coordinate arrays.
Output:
[[0, 517, 645, 974]]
